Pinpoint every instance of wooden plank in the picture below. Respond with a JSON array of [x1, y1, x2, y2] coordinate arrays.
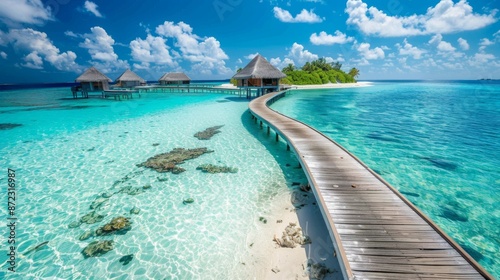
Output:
[[347, 255, 471, 265], [355, 271, 482, 279], [337, 229, 442, 238], [349, 262, 481, 274], [342, 241, 452, 249], [335, 224, 437, 231], [345, 248, 462, 257]]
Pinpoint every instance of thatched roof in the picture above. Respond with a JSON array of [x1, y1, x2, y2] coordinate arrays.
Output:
[[76, 67, 112, 82], [232, 55, 286, 79], [159, 72, 191, 82], [115, 69, 145, 83]]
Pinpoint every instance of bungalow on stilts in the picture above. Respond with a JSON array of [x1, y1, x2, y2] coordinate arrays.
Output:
[[115, 69, 146, 88], [73, 67, 112, 98], [159, 72, 191, 85], [232, 54, 286, 99]]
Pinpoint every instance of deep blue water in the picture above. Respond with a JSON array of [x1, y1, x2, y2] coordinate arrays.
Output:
[[271, 80, 500, 278]]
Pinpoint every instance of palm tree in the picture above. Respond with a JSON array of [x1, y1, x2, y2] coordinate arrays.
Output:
[[302, 61, 314, 72], [348, 67, 360, 79], [282, 63, 295, 73]]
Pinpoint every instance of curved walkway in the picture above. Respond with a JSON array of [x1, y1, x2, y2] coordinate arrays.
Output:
[[249, 91, 492, 280]]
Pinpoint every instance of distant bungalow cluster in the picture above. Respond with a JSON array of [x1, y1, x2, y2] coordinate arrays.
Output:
[[72, 55, 286, 99]]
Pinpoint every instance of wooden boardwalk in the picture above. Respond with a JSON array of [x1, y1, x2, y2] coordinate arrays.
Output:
[[249, 91, 492, 280]]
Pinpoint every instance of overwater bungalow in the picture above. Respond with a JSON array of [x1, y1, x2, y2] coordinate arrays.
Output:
[[115, 69, 146, 88], [159, 72, 191, 85], [232, 54, 286, 96], [74, 67, 112, 98]]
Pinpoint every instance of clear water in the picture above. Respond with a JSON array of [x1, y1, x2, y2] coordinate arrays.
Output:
[[0, 87, 311, 279], [271, 81, 500, 278]]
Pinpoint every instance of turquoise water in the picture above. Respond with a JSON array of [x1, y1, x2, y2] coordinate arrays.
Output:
[[0, 87, 317, 279], [271, 81, 500, 278]]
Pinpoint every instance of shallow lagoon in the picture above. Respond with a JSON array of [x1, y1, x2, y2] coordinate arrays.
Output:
[[0, 88, 311, 279]]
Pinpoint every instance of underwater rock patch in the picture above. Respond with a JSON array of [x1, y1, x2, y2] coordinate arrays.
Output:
[[194, 125, 224, 140], [439, 206, 468, 222], [119, 186, 144, 195], [196, 164, 238, 174], [101, 192, 113, 198], [79, 230, 94, 241], [80, 211, 106, 224], [138, 148, 214, 173], [95, 216, 132, 236], [82, 240, 114, 258], [304, 259, 333, 280], [400, 191, 420, 198], [0, 123, 22, 130], [183, 198, 194, 205], [119, 254, 134, 265], [68, 221, 83, 228], [112, 170, 144, 187], [90, 197, 108, 209], [130, 207, 140, 215], [273, 222, 310, 248], [422, 157, 458, 171]]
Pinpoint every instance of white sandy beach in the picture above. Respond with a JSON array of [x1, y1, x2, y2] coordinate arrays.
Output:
[[217, 81, 373, 91], [243, 188, 343, 280], [290, 81, 373, 90]]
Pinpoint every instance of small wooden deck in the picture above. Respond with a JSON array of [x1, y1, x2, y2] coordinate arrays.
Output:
[[249, 91, 492, 280]]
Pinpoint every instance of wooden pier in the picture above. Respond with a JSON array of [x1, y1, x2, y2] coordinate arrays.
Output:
[[135, 84, 290, 98], [249, 91, 493, 280], [103, 89, 140, 100], [136, 84, 246, 96]]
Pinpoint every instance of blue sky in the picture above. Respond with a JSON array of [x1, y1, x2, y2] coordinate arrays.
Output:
[[0, 0, 498, 83]]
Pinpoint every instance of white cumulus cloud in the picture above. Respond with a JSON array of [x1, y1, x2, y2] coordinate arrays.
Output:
[[155, 21, 230, 76], [80, 26, 129, 72], [286, 42, 319, 66], [310, 31, 354, 45], [357, 43, 385, 60], [22, 51, 43, 69], [130, 34, 177, 69], [245, 53, 259, 60], [273, 7, 323, 23], [479, 38, 495, 51], [0, 0, 53, 26], [396, 39, 426, 59], [457, 38, 469, 50], [345, 0, 497, 37], [270, 57, 295, 70], [0, 51, 7, 59], [429, 34, 456, 52], [5, 28, 81, 72], [84, 1, 103, 18], [480, 38, 494, 47]]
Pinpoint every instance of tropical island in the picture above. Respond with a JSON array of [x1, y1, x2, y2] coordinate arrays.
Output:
[[231, 57, 359, 87]]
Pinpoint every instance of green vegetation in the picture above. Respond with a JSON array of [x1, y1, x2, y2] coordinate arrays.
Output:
[[230, 68, 242, 86], [280, 58, 358, 85]]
